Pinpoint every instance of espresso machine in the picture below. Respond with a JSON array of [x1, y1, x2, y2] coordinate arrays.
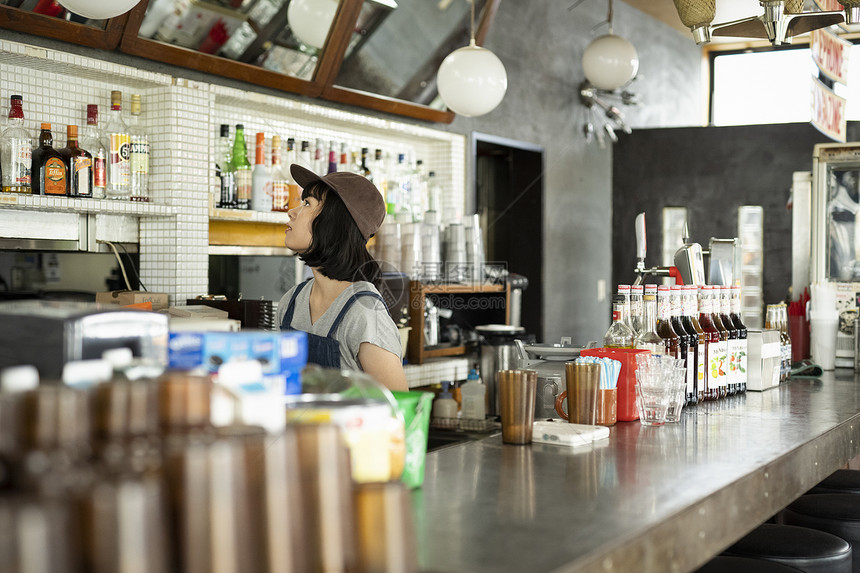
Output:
[[514, 338, 583, 420]]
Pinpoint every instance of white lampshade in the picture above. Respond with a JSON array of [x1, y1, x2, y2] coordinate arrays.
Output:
[[436, 40, 508, 117], [287, 0, 339, 50], [582, 34, 639, 91], [57, 0, 142, 19]]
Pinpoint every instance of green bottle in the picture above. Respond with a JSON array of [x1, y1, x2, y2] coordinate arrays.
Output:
[[233, 124, 252, 210]]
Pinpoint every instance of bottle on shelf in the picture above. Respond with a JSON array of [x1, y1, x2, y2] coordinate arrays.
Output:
[[338, 142, 350, 173], [80, 104, 107, 199], [327, 140, 337, 174], [699, 286, 726, 400], [411, 159, 428, 222], [103, 90, 131, 199], [32, 123, 68, 196], [460, 369, 486, 421], [287, 138, 302, 211], [394, 153, 412, 221], [635, 286, 665, 357], [780, 304, 792, 380], [0, 95, 32, 194], [604, 294, 635, 348], [233, 124, 252, 210], [655, 286, 680, 359], [729, 285, 748, 393], [59, 125, 93, 198], [427, 170, 442, 215], [270, 135, 289, 212], [128, 94, 150, 202], [669, 285, 690, 402], [682, 285, 705, 404], [373, 148, 388, 199], [251, 132, 272, 212], [710, 286, 731, 398], [630, 284, 644, 336], [299, 139, 312, 170], [360, 147, 372, 181], [216, 124, 235, 208], [313, 139, 324, 175], [717, 286, 739, 395], [616, 284, 632, 331]]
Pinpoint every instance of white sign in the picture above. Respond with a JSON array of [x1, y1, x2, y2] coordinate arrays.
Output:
[[811, 76, 847, 142], [812, 28, 851, 84]]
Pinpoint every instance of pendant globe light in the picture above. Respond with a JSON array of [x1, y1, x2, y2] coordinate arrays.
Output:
[[57, 0, 143, 20], [287, 0, 339, 51], [436, 0, 508, 117], [581, 0, 639, 91]]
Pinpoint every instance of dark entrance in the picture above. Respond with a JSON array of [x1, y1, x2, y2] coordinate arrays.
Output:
[[473, 133, 544, 339]]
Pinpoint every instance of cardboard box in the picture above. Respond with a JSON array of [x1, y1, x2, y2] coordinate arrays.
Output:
[[97, 290, 169, 311]]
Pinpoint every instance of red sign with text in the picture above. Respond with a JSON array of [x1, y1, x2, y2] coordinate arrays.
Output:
[[812, 28, 851, 84], [811, 76, 847, 142]]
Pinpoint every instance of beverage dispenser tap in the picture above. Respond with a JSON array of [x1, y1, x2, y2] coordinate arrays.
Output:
[[632, 212, 684, 285]]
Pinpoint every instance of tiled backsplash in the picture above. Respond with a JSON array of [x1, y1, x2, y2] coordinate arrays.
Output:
[[0, 39, 466, 305]]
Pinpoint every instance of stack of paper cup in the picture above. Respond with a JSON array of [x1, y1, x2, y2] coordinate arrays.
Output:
[[445, 223, 466, 282], [401, 223, 422, 280], [465, 214, 484, 283], [422, 211, 441, 282], [377, 219, 402, 272], [809, 281, 838, 370]]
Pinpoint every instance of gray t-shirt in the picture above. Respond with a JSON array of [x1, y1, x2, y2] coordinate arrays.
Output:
[[277, 279, 402, 371]]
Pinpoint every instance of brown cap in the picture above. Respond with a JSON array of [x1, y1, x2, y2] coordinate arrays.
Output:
[[290, 164, 385, 240]]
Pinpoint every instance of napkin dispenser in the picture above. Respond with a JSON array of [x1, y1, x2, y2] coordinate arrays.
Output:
[[746, 329, 781, 391], [0, 300, 168, 381]]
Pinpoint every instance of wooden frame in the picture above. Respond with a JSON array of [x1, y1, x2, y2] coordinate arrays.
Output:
[[0, 5, 129, 51]]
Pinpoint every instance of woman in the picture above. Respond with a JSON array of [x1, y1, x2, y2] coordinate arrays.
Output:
[[277, 164, 408, 392]]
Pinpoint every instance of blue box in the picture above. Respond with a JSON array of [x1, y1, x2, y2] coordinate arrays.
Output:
[[168, 330, 308, 394]]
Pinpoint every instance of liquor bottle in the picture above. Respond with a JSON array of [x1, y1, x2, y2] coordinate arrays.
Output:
[[373, 148, 388, 199], [616, 284, 632, 331], [80, 105, 107, 199], [655, 286, 680, 358], [216, 124, 235, 208], [718, 286, 739, 395], [32, 123, 68, 196], [270, 135, 289, 212], [327, 140, 337, 174], [412, 158, 429, 222], [427, 170, 442, 215], [251, 132, 272, 212], [287, 138, 302, 211], [350, 150, 362, 175], [604, 294, 635, 348], [129, 94, 150, 202], [710, 286, 730, 398], [729, 285, 748, 393], [103, 90, 131, 199], [59, 125, 93, 198], [635, 287, 665, 357], [299, 140, 312, 170], [630, 284, 644, 336], [313, 139, 324, 174], [360, 147, 372, 181], [233, 124, 252, 210], [1, 95, 32, 194], [780, 304, 792, 379], [394, 153, 412, 221], [699, 286, 726, 400], [338, 143, 349, 173], [683, 285, 706, 404], [669, 285, 690, 402]]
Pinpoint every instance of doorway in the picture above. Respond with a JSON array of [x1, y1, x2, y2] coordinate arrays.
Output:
[[473, 133, 544, 339]]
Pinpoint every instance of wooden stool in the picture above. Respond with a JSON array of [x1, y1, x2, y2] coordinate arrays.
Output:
[[782, 495, 860, 571], [721, 523, 851, 573], [695, 555, 805, 572]]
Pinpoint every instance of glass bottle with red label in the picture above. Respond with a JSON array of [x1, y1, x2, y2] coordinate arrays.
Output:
[[32, 123, 67, 196], [698, 286, 723, 400], [80, 104, 107, 199], [656, 286, 680, 358], [0, 95, 32, 194], [718, 286, 739, 396], [683, 285, 706, 404], [729, 286, 748, 393], [60, 124, 93, 198]]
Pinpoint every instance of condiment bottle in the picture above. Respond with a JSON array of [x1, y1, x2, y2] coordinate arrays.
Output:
[[710, 286, 730, 397], [698, 286, 723, 401], [655, 286, 680, 358], [718, 286, 739, 396], [461, 369, 486, 420], [669, 285, 689, 396], [729, 285, 748, 393], [682, 285, 706, 404], [432, 382, 458, 421]]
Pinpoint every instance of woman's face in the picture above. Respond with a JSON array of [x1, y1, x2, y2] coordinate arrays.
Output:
[[284, 195, 322, 252]]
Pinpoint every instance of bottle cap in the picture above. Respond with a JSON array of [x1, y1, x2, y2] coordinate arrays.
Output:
[[272, 134, 281, 146], [10, 95, 22, 102], [66, 124, 78, 138], [220, 124, 230, 137], [41, 122, 51, 130], [256, 132, 265, 145], [236, 123, 244, 130], [130, 94, 141, 115], [111, 90, 122, 108]]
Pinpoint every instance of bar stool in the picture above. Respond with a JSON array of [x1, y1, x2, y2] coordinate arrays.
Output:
[[781, 494, 860, 571], [807, 469, 860, 495], [720, 523, 852, 573], [695, 556, 804, 572]]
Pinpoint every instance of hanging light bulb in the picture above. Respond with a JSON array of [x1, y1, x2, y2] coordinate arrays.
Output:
[[287, 0, 339, 51], [436, 0, 508, 117], [57, 0, 142, 20], [581, 0, 639, 91]]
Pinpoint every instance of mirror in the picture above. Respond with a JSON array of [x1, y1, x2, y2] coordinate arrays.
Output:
[[0, 0, 108, 28], [0, 0, 128, 49]]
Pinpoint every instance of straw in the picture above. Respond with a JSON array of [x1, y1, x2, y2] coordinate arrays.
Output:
[[574, 356, 620, 389]]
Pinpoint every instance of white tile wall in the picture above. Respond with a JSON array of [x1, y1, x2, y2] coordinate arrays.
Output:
[[0, 38, 467, 305], [404, 357, 470, 389]]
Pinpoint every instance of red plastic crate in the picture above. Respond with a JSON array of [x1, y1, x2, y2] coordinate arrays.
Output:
[[581, 348, 650, 422]]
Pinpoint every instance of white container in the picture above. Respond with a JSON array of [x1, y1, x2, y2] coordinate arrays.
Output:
[[745, 330, 781, 391], [432, 382, 458, 419], [810, 309, 839, 370], [461, 370, 486, 420]]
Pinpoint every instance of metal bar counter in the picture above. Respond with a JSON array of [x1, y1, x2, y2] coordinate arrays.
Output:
[[413, 372, 860, 573]]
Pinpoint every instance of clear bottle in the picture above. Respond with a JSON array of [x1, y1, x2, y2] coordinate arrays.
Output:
[[103, 90, 131, 199], [427, 170, 442, 215], [299, 139, 312, 170], [394, 153, 412, 222], [0, 95, 32, 194], [729, 285, 748, 393], [655, 286, 680, 358], [411, 159, 428, 222], [251, 132, 272, 212], [635, 289, 665, 357], [699, 286, 726, 400], [59, 124, 93, 198], [80, 104, 107, 199], [32, 123, 68, 196], [313, 139, 324, 174], [629, 284, 644, 336], [216, 124, 235, 209], [616, 284, 632, 331], [287, 138, 302, 211], [682, 285, 705, 404], [604, 294, 635, 348], [270, 135, 289, 212], [233, 124, 252, 210], [718, 286, 739, 396], [128, 94, 150, 202], [373, 148, 388, 199]]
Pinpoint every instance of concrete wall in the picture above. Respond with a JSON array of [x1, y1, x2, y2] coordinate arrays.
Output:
[[1, 0, 704, 343]]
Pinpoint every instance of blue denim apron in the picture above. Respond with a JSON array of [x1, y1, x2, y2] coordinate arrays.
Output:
[[280, 279, 387, 369]]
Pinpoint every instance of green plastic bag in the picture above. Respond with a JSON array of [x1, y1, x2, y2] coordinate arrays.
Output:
[[391, 390, 434, 489]]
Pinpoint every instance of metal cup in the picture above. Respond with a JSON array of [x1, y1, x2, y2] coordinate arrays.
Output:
[[498, 369, 537, 445], [564, 362, 600, 425], [353, 481, 418, 573]]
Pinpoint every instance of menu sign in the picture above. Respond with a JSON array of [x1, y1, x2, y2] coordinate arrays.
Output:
[[811, 28, 850, 84], [811, 77, 847, 142], [814, 0, 843, 11]]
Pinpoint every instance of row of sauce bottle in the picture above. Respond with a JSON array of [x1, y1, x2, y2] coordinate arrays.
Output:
[[604, 284, 752, 405]]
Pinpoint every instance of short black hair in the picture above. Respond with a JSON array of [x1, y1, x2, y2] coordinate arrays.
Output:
[[298, 181, 381, 283]]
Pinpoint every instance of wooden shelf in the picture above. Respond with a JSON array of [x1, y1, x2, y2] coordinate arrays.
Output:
[[407, 280, 510, 364]]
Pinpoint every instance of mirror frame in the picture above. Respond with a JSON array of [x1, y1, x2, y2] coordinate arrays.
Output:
[[0, 4, 129, 50]]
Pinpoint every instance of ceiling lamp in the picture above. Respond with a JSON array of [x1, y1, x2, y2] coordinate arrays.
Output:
[[287, 0, 338, 51], [581, 0, 639, 91], [436, 0, 508, 117], [57, 0, 142, 20]]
